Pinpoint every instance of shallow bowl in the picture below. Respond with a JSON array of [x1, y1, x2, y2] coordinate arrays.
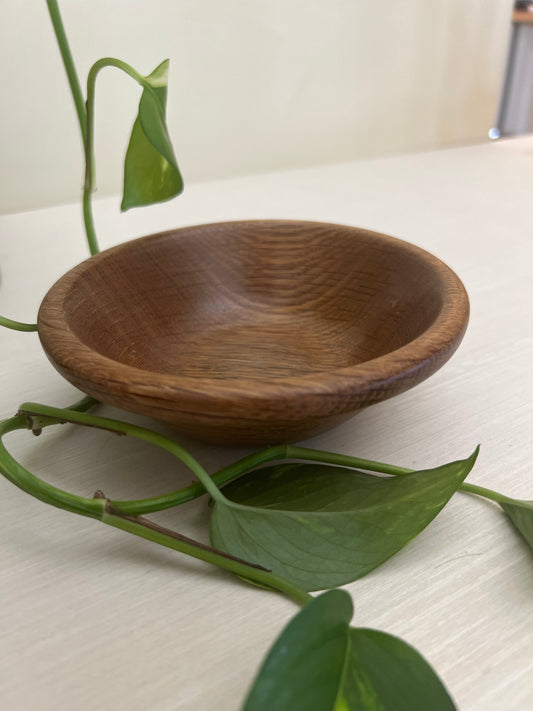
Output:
[[38, 220, 469, 445]]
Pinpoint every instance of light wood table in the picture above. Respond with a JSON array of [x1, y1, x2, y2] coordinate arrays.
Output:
[[1, 136, 533, 711]]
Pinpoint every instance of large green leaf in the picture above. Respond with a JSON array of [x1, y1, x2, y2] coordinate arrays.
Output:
[[121, 59, 183, 211], [243, 589, 457, 711], [210, 450, 479, 591], [500, 499, 533, 551]]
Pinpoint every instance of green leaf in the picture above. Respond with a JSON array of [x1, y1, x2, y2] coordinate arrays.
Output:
[[210, 449, 479, 591], [121, 59, 183, 211], [500, 498, 533, 550], [243, 589, 457, 711]]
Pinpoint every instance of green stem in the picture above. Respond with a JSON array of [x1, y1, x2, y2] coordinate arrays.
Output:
[[0, 395, 507, 602], [459, 482, 512, 505], [45, 0, 98, 255], [0, 396, 100, 516], [45, 0, 87, 143], [110, 446, 294, 515], [106, 444, 416, 516], [18, 402, 223, 502], [0, 315, 38, 332], [109, 444, 504, 518], [102, 512, 311, 607], [110, 479, 204, 515], [285, 447, 510, 508], [0, 400, 311, 607], [84, 57, 159, 192], [221, 445, 414, 481], [0, 415, 105, 517], [82, 56, 164, 256], [286, 447, 509, 507], [3, 7, 89, 335], [16, 401, 509, 517], [100, 445, 413, 516], [82, 185, 100, 256]]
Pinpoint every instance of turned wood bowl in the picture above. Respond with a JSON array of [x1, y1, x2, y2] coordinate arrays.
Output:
[[38, 220, 469, 445]]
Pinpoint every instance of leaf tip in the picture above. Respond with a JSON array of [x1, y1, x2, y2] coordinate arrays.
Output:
[[463, 445, 481, 472], [146, 58, 170, 87]]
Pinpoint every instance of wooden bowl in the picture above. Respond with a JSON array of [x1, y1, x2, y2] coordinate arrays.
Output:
[[38, 220, 469, 445]]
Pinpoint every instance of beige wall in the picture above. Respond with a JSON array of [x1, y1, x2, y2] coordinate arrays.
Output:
[[0, 0, 513, 214]]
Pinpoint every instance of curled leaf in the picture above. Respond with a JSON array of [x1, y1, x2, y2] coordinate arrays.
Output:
[[121, 59, 183, 211], [499, 498, 533, 551], [243, 589, 457, 711], [210, 449, 479, 591]]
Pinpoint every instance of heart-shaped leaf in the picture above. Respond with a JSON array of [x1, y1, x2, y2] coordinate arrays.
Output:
[[121, 59, 183, 211], [499, 498, 533, 550], [243, 589, 457, 711], [210, 449, 479, 591]]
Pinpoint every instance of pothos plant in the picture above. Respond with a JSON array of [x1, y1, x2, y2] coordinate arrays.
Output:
[[1, 3, 533, 709]]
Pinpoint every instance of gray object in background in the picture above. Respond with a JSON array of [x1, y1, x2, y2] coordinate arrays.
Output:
[[496, 16, 533, 135]]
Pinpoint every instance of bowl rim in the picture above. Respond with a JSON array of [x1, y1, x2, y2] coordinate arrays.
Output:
[[37, 219, 469, 413]]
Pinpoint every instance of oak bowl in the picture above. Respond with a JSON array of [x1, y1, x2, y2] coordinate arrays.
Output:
[[38, 220, 469, 445]]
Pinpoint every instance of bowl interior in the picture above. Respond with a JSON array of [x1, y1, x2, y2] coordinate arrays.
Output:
[[60, 221, 445, 381]]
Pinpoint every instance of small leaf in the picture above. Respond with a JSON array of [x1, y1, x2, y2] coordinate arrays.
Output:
[[121, 59, 183, 211], [243, 589, 457, 711], [500, 498, 533, 550], [210, 450, 479, 591]]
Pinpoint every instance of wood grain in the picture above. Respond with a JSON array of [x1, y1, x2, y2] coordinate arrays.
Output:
[[37, 220, 469, 445]]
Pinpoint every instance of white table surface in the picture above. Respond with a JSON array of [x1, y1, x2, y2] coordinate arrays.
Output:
[[1, 137, 532, 711]]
